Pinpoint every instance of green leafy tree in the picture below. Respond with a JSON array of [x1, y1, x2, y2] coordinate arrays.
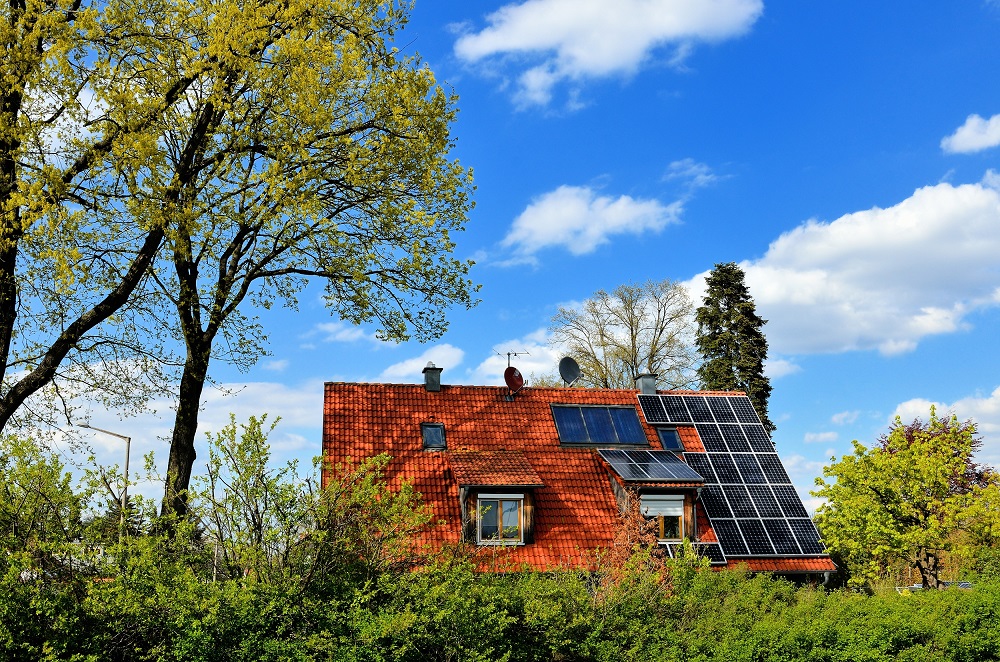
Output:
[[695, 262, 773, 432], [133, 0, 476, 516], [813, 409, 1000, 589], [549, 280, 698, 390], [0, 0, 200, 431]]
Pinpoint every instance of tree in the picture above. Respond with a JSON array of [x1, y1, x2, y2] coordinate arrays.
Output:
[[131, 0, 476, 516], [813, 409, 1000, 589], [549, 280, 697, 390], [695, 262, 773, 432]]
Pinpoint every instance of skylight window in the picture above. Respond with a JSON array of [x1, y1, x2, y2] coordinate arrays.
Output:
[[421, 422, 446, 450], [551, 405, 648, 445], [657, 428, 683, 451]]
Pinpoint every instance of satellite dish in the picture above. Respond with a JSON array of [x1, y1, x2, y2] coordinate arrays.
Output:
[[559, 356, 581, 386], [503, 366, 524, 394]]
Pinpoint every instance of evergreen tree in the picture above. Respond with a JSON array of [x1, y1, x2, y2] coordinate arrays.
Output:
[[695, 263, 774, 433]]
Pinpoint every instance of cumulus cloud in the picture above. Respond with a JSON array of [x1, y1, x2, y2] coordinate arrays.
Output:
[[941, 113, 1000, 154], [764, 358, 800, 379], [831, 410, 859, 425], [377, 344, 465, 383], [454, 0, 762, 107], [804, 431, 838, 444], [469, 328, 564, 385], [893, 386, 1000, 468], [501, 185, 682, 261], [687, 180, 1000, 356]]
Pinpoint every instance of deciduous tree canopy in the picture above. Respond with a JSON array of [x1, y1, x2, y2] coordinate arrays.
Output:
[[813, 409, 1000, 589], [549, 280, 698, 390]]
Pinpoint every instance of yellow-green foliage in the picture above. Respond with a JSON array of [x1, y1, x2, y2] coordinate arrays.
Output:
[[814, 408, 1000, 589]]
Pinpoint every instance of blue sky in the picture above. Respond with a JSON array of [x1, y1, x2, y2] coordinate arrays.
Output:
[[76, 0, 1000, 511]]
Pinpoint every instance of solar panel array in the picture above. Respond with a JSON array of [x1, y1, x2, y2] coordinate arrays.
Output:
[[664, 542, 727, 565], [598, 449, 705, 483], [637, 394, 826, 558]]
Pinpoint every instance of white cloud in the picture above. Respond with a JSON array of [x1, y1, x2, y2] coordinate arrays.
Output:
[[304, 321, 380, 344], [455, 0, 762, 108], [501, 185, 682, 261], [686, 180, 1000, 356], [804, 431, 837, 444], [941, 113, 1000, 154], [469, 328, 564, 385], [831, 410, 859, 425], [764, 358, 800, 378], [893, 386, 1000, 468], [262, 359, 288, 372], [665, 158, 720, 190], [377, 344, 465, 382]]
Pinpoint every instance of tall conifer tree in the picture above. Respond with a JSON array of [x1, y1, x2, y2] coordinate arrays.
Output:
[[695, 263, 774, 433]]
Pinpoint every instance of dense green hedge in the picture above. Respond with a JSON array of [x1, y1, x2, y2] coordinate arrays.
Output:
[[3, 550, 1000, 661], [4, 424, 999, 661]]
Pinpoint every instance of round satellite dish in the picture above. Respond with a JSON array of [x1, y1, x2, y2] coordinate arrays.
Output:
[[558, 356, 582, 386], [503, 366, 524, 393]]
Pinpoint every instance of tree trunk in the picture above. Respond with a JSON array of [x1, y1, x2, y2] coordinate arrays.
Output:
[[161, 335, 211, 517], [916, 548, 941, 589]]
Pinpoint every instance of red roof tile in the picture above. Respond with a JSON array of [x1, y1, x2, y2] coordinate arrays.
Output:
[[322, 382, 832, 573], [448, 450, 543, 487]]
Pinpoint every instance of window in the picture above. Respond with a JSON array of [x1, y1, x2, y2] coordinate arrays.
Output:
[[421, 422, 446, 450], [477, 494, 523, 544], [551, 405, 648, 445], [641, 495, 685, 541], [657, 428, 683, 451]]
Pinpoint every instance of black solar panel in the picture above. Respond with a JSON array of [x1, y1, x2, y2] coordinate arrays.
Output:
[[630, 395, 829, 562], [684, 453, 717, 484], [756, 454, 792, 484], [738, 519, 775, 555], [772, 485, 810, 518], [714, 520, 748, 556], [723, 485, 758, 518], [746, 485, 784, 518], [788, 519, 826, 554], [708, 453, 742, 483], [763, 519, 801, 555], [599, 449, 704, 483], [658, 395, 691, 423], [742, 425, 774, 452], [667, 542, 727, 565], [700, 485, 732, 518], [695, 424, 728, 452], [683, 396, 713, 423], [728, 396, 761, 424], [707, 397, 737, 423], [720, 425, 751, 452], [733, 454, 766, 484], [637, 395, 668, 423]]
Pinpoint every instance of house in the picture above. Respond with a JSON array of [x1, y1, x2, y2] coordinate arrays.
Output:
[[322, 366, 836, 576]]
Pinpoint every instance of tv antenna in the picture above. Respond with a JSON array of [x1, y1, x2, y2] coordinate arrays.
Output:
[[498, 350, 530, 367]]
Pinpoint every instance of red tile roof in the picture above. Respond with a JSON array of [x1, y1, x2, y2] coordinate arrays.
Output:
[[322, 382, 833, 574], [448, 450, 544, 487]]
